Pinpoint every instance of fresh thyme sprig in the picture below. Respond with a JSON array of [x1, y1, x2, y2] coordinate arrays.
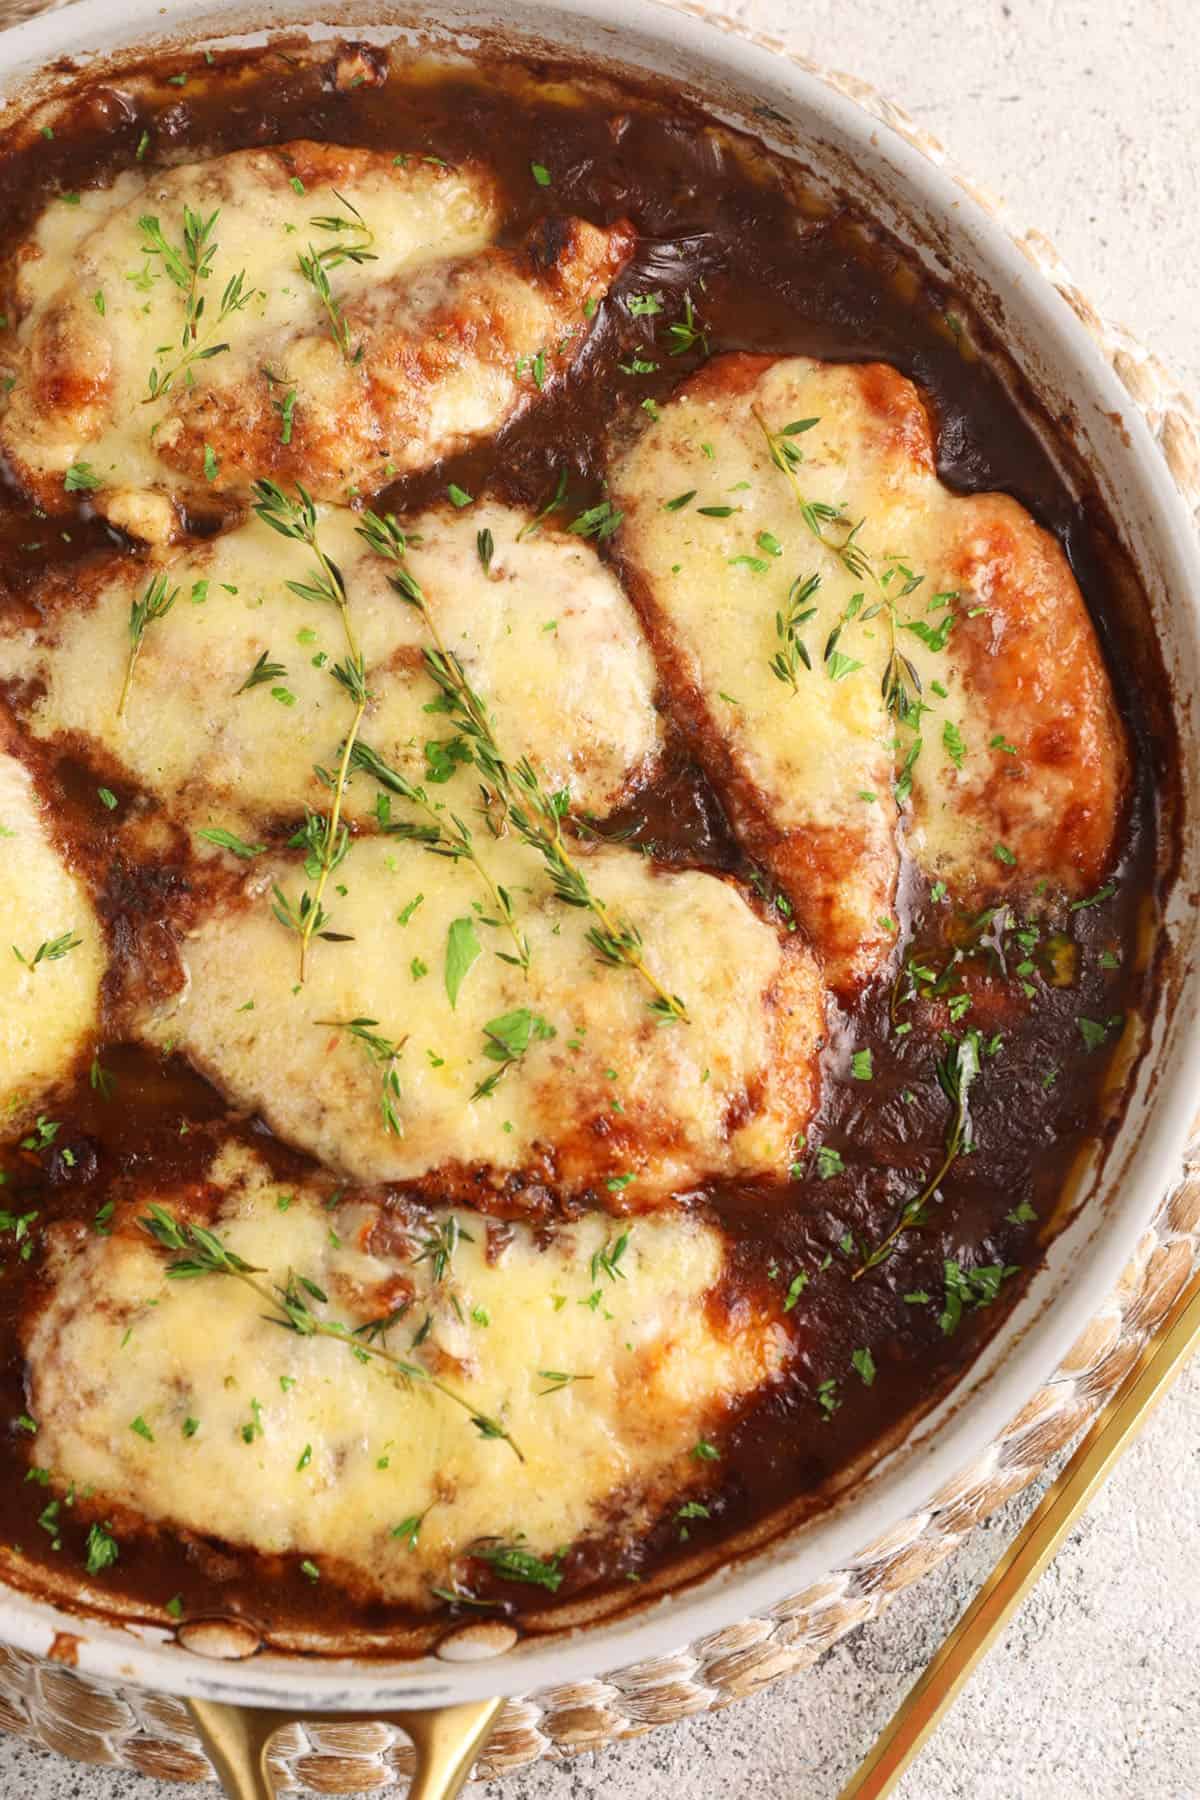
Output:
[[355, 510, 688, 1023], [139, 1204, 522, 1459], [117, 572, 179, 718], [139, 206, 214, 347], [356, 509, 505, 783], [297, 245, 362, 365], [252, 480, 369, 980], [769, 571, 820, 692], [882, 625, 925, 727], [752, 409, 871, 577], [349, 739, 530, 970], [666, 291, 709, 357], [138, 209, 215, 310], [308, 192, 376, 268], [753, 408, 937, 804], [414, 1215, 472, 1285], [235, 649, 287, 694], [853, 1030, 982, 1279], [12, 930, 82, 971], [316, 1016, 404, 1135], [823, 591, 886, 683], [471, 1538, 566, 1591], [505, 758, 689, 1023], [537, 1369, 594, 1396], [515, 468, 568, 542], [139, 209, 256, 403]]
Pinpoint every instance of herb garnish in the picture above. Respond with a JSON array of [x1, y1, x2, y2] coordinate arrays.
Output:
[[197, 826, 266, 859], [444, 916, 481, 1008], [473, 1008, 556, 1099], [815, 1378, 840, 1421], [308, 192, 376, 268], [64, 461, 103, 493], [139, 208, 255, 402], [751, 409, 938, 783], [473, 1538, 565, 1591], [252, 481, 370, 978], [516, 467, 569, 541], [317, 1017, 404, 1135], [140, 1206, 521, 1457], [118, 572, 179, 718], [349, 739, 530, 969], [235, 649, 287, 694], [854, 1030, 982, 1278], [568, 499, 623, 540], [12, 931, 81, 971], [84, 1521, 119, 1576], [938, 1259, 1018, 1335], [537, 1369, 594, 1396], [356, 511, 687, 1021], [297, 241, 363, 364], [666, 291, 708, 357], [414, 1215, 472, 1285], [769, 571, 820, 692]]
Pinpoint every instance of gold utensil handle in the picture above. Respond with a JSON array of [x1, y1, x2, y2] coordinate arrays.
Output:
[[840, 1259, 1200, 1799], [188, 1695, 503, 1800]]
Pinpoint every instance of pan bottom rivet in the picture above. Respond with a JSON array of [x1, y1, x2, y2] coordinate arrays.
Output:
[[436, 1619, 518, 1662], [176, 1617, 263, 1660]]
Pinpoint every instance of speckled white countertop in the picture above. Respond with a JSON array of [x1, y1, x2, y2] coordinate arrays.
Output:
[[4, 0, 1199, 1795]]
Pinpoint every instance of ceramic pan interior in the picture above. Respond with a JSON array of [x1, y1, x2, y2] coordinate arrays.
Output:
[[0, 0, 1196, 1711]]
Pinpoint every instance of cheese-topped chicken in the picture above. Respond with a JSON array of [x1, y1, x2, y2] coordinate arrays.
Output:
[[0, 142, 631, 536], [610, 354, 1128, 991], [0, 748, 104, 1121], [26, 1142, 788, 1610], [136, 835, 823, 1203], [0, 501, 660, 824]]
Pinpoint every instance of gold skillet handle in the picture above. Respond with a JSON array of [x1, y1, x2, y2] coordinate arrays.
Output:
[[187, 1695, 504, 1800]]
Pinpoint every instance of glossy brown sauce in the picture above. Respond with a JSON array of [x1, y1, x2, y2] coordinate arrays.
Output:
[[0, 39, 1173, 1645]]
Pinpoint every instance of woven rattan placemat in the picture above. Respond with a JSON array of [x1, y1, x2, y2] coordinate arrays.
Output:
[[0, 0, 1196, 1789]]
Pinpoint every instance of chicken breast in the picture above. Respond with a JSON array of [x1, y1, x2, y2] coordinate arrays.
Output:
[[0, 500, 661, 826], [0, 141, 630, 533], [609, 353, 1129, 991], [26, 1139, 789, 1611], [0, 747, 104, 1122], [161, 213, 635, 508], [134, 834, 824, 1204]]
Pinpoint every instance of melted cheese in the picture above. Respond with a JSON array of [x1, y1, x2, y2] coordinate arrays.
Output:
[[0, 751, 103, 1119], [2, 143, 497, 504], [610, 354, 1127, 989], [0, 501, 661, 823], [27, 1142, 788, 1606], [137, 834, 823, 1199], [0, 144, 630, 528]]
